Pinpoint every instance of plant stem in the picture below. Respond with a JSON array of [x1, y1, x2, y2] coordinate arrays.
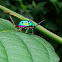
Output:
[[0, 5, 62, 44], [9, 15, 16, 27]]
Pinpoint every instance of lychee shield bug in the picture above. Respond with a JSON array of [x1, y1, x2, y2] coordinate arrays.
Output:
[[16, 20, 35, 34], [16, 20, 44, 34], [9, 15, 44, 34], [17, 20, 34, 27]]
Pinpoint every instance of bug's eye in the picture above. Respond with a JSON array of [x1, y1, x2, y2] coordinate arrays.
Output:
[[22, 22, 23, 23], [25, 22, 27, 23]]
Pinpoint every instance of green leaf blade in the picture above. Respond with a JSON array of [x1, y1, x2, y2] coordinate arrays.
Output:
[[0, 18, 17, 32], [33, 35, 60, 62], [0, 32, 33, 62], [0, 32, 60, 62]]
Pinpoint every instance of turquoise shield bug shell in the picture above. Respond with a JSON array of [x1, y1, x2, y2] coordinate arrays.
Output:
[[17, 20, 34, 28]]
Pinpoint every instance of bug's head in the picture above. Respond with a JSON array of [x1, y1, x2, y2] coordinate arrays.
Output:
[[28, 21, 34, 27], [28, 21, 31, 26]]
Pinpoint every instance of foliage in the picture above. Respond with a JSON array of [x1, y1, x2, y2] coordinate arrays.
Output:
[[0, 0, 62, 62], [0, 18, 60, 62], [0, 18, 17, 32]]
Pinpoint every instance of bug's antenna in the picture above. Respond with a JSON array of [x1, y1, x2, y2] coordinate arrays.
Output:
[[35, 20, 45, 27], [9, 15, 16, 27]]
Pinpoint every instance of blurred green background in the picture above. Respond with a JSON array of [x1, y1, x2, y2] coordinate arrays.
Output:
[[0, 0, 62, 62]]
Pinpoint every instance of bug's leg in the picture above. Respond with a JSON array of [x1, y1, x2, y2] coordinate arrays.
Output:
[[20, 27, 22, 31], [32, 27, 34, 35], [18, 27, 22, 32], [25, 27, 29, 33]]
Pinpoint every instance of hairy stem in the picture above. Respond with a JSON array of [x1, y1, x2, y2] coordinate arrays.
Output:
[[0, 5, 62, 44], [9, 15, 16, 27]]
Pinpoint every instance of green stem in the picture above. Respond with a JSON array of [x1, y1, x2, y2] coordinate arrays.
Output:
[[0, 5, 62, 44]]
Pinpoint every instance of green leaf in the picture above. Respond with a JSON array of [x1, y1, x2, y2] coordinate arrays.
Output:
[[0, 18, 17, 32], [0, 18, 60, 62], [37, 2, 46, 8], [0, 32, 60, 62], [59, 2, 62, 8], [16, 0, 22, 2], [36, 2, 47, 15], [49, 0, 58, 3], [20, 2, 27, 11], [32, 1, 36, 8]]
